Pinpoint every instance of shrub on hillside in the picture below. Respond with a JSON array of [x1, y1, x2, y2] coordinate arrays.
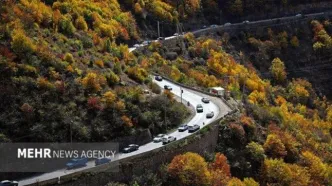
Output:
[[126, 66, 148, 83], [59, 15, 76, 36], [75, 16, 88, 31], [11, 29, 36, 56], [149, 82, 161, 94], [64, 53, 75, 63]]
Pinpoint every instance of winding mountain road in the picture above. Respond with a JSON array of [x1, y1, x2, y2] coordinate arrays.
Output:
[[18, 76, 230, 186], [18, 10, 332, 185]]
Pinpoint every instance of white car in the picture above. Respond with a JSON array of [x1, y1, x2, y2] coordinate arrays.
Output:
[[243, 20, 249, 24], [224, 22, 231, 26], [133, 44, 140, 47], [143, 89, 150, 94], [0, 180, 18, 186], [153, 134, 165, 142], [162, 135, 177, 145]]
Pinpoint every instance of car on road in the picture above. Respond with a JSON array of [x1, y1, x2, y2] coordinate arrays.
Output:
[[173, 33, 180, 36], [143, 89, 150, 94], [142, 40, 152, 45], [155, 75, 163, 81], [162, 135, 177, 145], [224, 22, 231, 26], [201, 97, 210, 103], [196, 104, 203, 113], [178, 124, 189, 132], [206, 111, 214, 118], [210, 24, 218, 28], [164, 85, 172, 90], [243, 20, 250, 24], [202, 25, 207, 29], [95, 157, 111, 166], [66, 158, 88, 169], [0, 180, 18, 186], [188, 124, 200, 133], [133, 44, 140, 47], [296, 14, 303, 17], [157, 37, 165, 40], [153, 134, 165, 142], [122, 144, 139, 153]]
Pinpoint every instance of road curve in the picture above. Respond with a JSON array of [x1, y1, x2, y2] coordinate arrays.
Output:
[[18, 77, 230, 186], [18, 10, 332, 185]]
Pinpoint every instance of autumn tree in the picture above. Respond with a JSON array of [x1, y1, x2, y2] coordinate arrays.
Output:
[[103, 91, 117, 108], [227, 178, 245, 186], [75, 16, 88, 31], [270, 58, 286, 84], [243, 178, 259, 186], [229, 0, 243, 16], [262, 159, 292, 185], [210, 153, 231, 186], [11, 29, 36, 57], [301, 151, 328, 184], [263, 134, 287, 159], [82, 72, 106, 92], [246, 142, 265, 162], [168, 152, 211, 185]]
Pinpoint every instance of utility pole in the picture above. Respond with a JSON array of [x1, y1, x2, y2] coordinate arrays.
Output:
[[181, 88, 183, 103], [164, 94, 167, 132], [70, 120, 72, 143]]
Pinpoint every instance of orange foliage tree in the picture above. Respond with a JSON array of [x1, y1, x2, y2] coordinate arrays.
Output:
[[168, 152, 211, 185]]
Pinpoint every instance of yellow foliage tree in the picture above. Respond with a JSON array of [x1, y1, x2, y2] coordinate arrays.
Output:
[[82, 73, 106, 92], [168, 152, 211, 185], [270, 58, 287, 84], [11, 29, 36, 56], [103, 91, 117, 108]]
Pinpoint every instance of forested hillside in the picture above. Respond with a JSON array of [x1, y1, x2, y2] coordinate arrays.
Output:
[[0, 0, 190, 143], [125, 30, 332, 185], [0, 0, 331, 185]]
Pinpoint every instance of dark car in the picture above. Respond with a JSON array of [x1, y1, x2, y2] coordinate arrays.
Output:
[[178, 124, 188, 132], [164, 85, 172, 90], [157, 37, 165, 40], [122, 144, 139, 153], [201, 97, 210, 103], [0, 180, 18, 186], [188, 124, 200, 133], [66, 158, 88, 169], [206, 111, 214, 118], [202, 25, 207, 29], [155, 75, 163, 81], [95, 157, 111, 166], [196, 104, 203, 113]]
